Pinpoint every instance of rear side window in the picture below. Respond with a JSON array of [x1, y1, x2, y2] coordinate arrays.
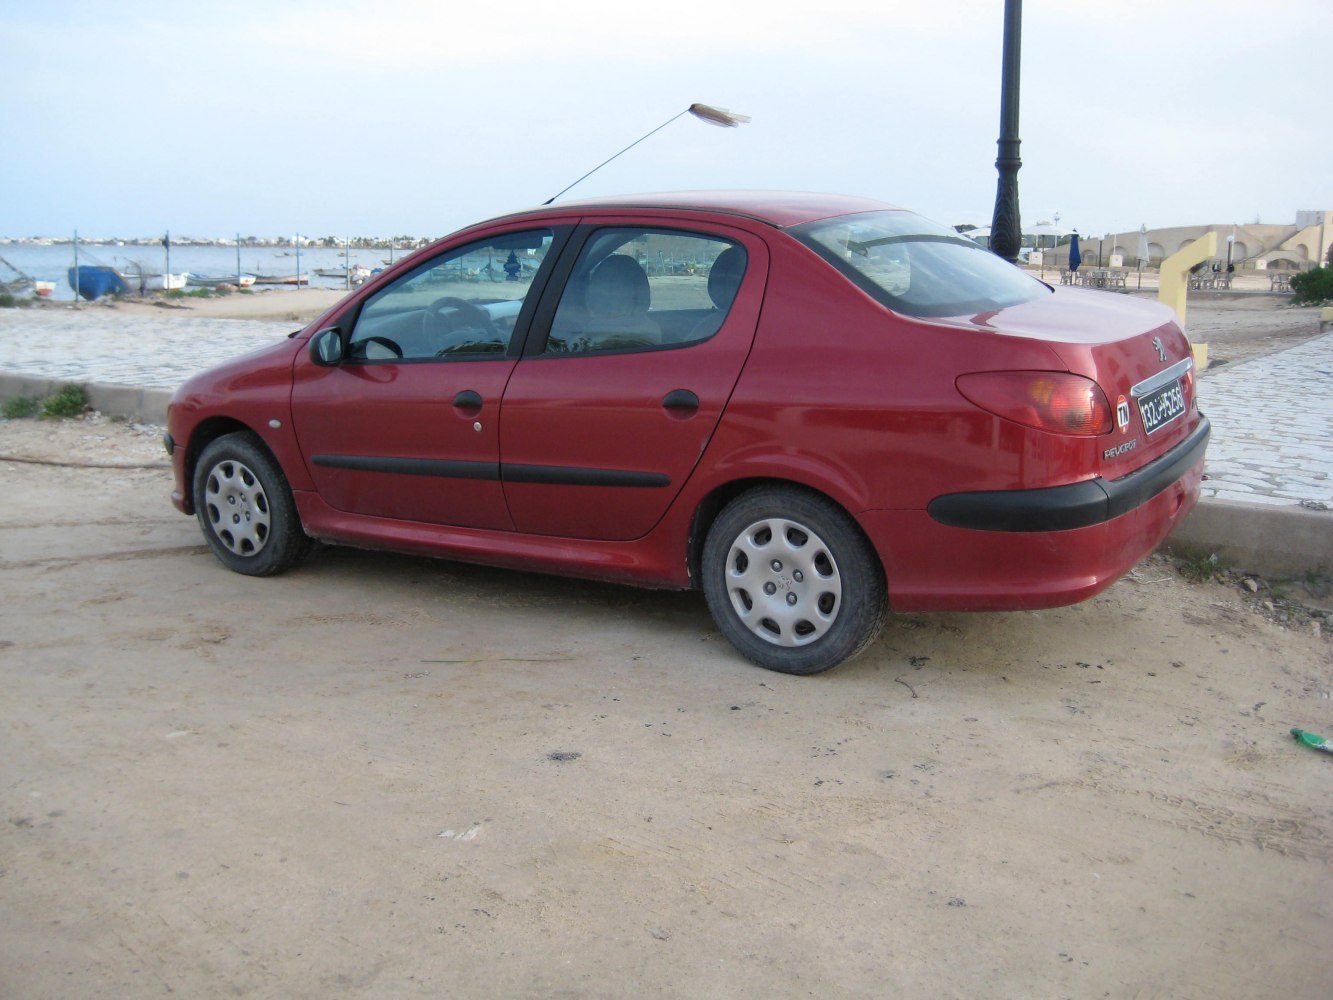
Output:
[[544, 228, 747, 354], [792, 211, 1047, 318]]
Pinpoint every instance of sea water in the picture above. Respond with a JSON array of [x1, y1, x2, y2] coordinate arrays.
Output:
[[0, 242, 422, 301]]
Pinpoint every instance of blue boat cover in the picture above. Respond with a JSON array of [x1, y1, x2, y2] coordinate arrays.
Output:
[[68, 266, 129, 300]]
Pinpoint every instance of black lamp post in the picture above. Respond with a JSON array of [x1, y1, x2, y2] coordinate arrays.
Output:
[[989, 0, 1023, 264]]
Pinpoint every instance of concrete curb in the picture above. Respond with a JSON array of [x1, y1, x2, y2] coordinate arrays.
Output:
[[0, 372, 172, 425], [1165, 497, 1332, 578]]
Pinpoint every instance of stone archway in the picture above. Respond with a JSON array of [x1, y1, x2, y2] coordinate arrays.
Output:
[[1263, 254, 1300, 271]]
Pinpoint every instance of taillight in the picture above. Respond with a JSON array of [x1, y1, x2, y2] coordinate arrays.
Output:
[[957, 371, 1113, 436]]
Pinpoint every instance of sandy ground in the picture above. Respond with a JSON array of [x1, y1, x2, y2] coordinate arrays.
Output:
[[89, 286, 350, 324], [0, 412, 1330, 998]]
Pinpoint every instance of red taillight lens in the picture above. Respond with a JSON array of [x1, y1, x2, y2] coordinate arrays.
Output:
[[957, 371, 1114, 436]]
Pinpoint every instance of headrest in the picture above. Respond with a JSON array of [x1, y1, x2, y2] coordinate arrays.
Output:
[[708, 245, 747, 310], [586, 254, 650, 317]]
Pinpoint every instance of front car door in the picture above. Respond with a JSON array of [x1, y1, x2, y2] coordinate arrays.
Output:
[[290, 227, 563, 529], [499, 223, 767, 540]]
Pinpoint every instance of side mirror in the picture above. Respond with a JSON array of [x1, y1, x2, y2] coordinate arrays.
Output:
[[310, 327, 344, 366]]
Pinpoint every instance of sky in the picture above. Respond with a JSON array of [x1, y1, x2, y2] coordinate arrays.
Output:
[[1, 0, 1329, 241]]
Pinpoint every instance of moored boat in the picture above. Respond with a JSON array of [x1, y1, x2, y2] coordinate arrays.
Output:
[[250, 273, 310, 285], [313, 264, 372, 284], [68, 265, 130, 300], [124, 268, 191, 292], [1, 254, 47, 297], [188, 274, 257, 289]]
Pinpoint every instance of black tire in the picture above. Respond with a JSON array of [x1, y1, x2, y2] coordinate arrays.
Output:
[[192, 432, 311, 577], [702, 486, 886, 675]]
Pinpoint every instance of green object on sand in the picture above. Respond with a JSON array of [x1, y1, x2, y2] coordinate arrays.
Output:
[[1290, 728, 1333, 754]]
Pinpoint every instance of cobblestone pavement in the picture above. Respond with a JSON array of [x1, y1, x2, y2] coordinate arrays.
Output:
[[1197, 331, 1333, 508], [1, 309, 1330, 508]]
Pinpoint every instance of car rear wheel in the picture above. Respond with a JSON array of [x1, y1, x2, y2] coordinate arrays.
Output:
[[702, 486, 886, 674], [193, 432, 310, 576]]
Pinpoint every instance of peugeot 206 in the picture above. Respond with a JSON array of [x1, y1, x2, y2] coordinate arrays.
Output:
[[166, 192, 1208, 674]]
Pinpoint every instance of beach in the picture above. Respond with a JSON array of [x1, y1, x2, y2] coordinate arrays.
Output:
[[73, 285, 352, 323]]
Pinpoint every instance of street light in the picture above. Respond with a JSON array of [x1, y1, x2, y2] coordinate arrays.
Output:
[[988, 0, 1023, 264]]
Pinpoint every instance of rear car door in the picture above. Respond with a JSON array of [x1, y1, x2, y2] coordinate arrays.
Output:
[[499, 223, 767, 540], [289, 228, 561, 529]]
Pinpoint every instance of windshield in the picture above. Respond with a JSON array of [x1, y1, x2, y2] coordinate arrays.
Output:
[[792, 210, 1048, 317]]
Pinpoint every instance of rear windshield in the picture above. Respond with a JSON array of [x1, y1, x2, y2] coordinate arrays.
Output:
[[791, 210, 1048, 318]]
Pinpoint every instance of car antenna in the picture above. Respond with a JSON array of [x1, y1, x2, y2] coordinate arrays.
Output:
[[543, 103, 750, 205]]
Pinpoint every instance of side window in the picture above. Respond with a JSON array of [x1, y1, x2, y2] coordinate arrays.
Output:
[[348, 229, 554, 361], [545, 229, 747, 354]]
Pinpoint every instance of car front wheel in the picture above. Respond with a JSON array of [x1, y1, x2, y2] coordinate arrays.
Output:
[[702, 486, 886, 675], [193, 432, 310, 576]]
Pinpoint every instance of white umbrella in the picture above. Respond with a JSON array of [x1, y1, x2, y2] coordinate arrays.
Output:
[[1024, 221, 1073, 257], [1025, 222, 1071, 239]]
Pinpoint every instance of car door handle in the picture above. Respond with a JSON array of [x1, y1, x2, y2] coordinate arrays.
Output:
[[661, 389, 699, 414], [453, 390, 483, 409]]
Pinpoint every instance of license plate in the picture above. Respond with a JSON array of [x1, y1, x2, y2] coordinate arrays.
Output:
[[1137, 378, 1186, 434]]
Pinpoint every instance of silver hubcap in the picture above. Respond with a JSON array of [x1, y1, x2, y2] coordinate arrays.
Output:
[[203, 459, 271, 557], [725, 517, 841, 647]]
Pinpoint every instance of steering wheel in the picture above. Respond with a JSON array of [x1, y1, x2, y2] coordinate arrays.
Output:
[[353, 335, 403, 360], [423, 296, 497, 340]]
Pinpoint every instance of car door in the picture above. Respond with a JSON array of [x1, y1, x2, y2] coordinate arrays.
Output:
[[289, 228, 562, 529], [499, 224, 767, 540]]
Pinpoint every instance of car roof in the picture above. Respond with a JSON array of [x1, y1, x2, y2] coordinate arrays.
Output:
[[483, 191, 906, 230]]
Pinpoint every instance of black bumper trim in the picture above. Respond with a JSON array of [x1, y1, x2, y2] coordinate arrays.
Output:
[[503, 464, 669, 488], [927, 415, 1210, 533], [312, 455, 499, 481], [311, 455, 669, 489]]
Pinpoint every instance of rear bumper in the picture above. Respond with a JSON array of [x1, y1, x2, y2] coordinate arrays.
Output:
[[861, 417, 1207, 612], [926, 416, 1210, 532]]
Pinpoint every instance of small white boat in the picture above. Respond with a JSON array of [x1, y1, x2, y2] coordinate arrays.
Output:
[[188, 274, 257, 289], [123, 267, 190, 292], [251, 273, 310, 285], [145, 273, 190, 292], [314, 264, 372, 284], [0, 254, 51, 297]]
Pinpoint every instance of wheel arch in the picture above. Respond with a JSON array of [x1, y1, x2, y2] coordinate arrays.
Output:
[[181, 418, 267, 513], [685, 477, 884, 592]]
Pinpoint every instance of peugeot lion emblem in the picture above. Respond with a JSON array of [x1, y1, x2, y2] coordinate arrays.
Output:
[[1152, 336, 1167, 362]]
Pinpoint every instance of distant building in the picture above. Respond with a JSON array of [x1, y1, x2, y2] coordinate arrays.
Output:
[[1043, 212, 1332, 271]]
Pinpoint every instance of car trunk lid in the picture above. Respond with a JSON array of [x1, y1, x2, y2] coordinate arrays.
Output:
[[937, 288, 1201, 476]]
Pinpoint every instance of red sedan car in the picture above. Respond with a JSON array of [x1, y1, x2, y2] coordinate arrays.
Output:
[[166, 192, 1208, 674]]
